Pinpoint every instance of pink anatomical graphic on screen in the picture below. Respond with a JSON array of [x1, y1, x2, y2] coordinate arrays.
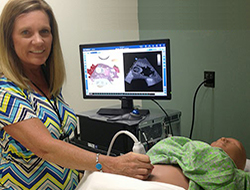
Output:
[[87, 63, 120, 87]]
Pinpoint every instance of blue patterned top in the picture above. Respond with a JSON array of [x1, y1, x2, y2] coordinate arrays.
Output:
[[0, 76, 79, 189]]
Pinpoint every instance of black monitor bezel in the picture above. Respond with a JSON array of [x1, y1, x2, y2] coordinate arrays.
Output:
[[79, 39, 172, 101]]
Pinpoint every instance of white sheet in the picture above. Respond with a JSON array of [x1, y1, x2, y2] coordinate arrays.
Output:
[[76, 171, 185, 190], [244, 159, 250, 172]]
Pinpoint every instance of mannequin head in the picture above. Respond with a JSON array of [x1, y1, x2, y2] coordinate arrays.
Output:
[[211, 137, 246, 170]]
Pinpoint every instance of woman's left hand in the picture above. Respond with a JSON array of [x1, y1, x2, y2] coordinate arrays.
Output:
[[101, 152, 154, 180]]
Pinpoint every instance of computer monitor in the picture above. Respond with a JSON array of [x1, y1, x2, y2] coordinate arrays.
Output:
[[79, 39, 171, 115]]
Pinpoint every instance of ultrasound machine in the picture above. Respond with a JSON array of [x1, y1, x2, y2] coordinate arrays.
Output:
[[70, 39, 181, 155]]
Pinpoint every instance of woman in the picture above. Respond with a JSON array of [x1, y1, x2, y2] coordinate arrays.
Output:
[[0, 0, 153, 189]]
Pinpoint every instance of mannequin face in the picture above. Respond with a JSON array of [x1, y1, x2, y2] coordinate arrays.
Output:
[[211, 137, 246, 170]]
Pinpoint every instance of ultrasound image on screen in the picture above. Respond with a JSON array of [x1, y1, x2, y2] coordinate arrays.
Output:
[[124, 52, 163, 92]]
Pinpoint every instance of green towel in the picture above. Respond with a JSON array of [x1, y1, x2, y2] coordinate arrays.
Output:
[[147, 136, 250, 190]]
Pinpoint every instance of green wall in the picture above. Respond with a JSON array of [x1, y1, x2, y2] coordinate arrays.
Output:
[[138, 0, 250, 157]]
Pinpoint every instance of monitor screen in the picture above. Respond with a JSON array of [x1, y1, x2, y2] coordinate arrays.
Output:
[[79, 39, 171, 115]]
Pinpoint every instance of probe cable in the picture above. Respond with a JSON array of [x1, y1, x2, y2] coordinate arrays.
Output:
[[107, 130, 146, 156]]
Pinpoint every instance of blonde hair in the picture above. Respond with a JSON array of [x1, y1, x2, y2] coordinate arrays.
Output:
[[0, 0, 66, 96]]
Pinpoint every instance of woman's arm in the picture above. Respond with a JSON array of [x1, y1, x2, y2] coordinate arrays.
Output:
[[4, 117, 153, 180]]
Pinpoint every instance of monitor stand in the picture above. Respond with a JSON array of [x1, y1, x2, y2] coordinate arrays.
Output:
[[97, 98, 150, 116]]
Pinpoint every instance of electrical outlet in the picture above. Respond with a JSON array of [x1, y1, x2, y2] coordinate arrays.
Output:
[[204, 71, 215, 88]]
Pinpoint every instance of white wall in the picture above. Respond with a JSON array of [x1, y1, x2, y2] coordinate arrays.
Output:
[[0, 0, 140, 113]]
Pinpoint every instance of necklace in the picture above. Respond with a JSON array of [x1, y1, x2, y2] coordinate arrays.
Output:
[[31, 81, 69, 141]]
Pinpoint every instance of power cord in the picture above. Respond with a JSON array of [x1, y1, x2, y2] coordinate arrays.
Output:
[[151, 99, 173, 136], [189, 79, 209, 139]]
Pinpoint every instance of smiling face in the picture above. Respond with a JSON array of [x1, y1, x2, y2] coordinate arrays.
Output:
[[211, 137, 246, 170], [12, 10, 52, 71]]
